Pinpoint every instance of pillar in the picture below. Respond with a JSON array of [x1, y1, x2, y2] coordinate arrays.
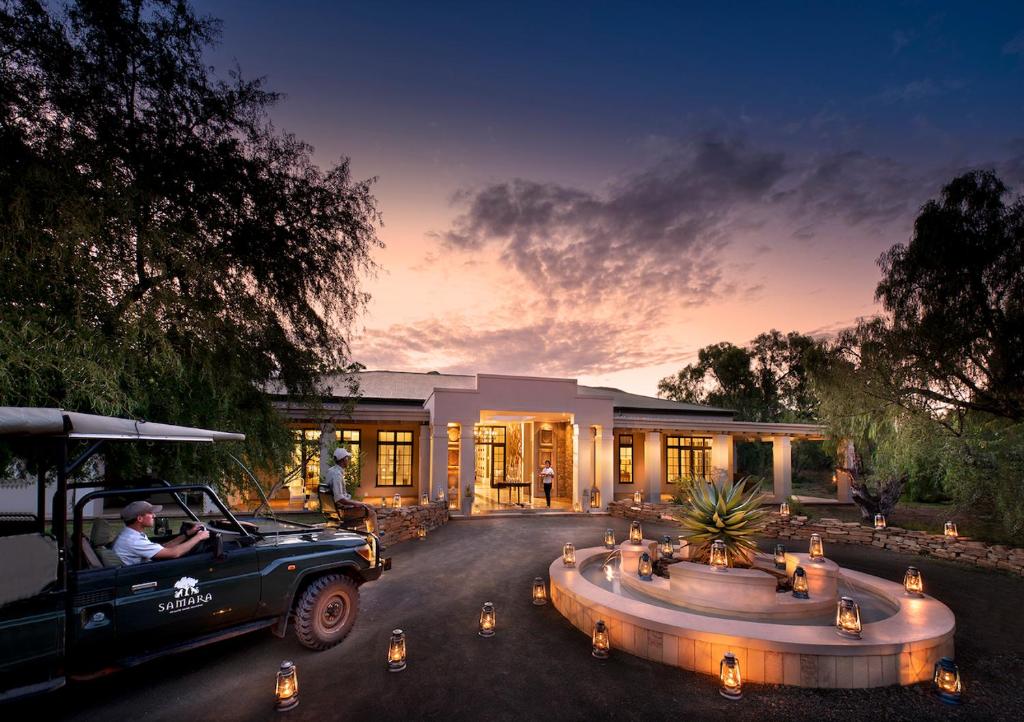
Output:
[[772, 435, 792, 502], [571, 423, 581, 506], [418, 424, 430, 502], [459, 422, 476, 515], [710, 434, 734, 483], [644, 431, 662, 503], [594, 426, 614, 511], [429, 424, 448, 503]]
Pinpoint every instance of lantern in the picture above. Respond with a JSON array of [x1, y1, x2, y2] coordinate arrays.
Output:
[[274, 660, 299, 711], [792, 566, 809, 598], [709, 539, 728, 571], [417, 524, 427, 541], [719, 652, 742, 700], [944, 521, 958, 537], [835, 596, 862, 638], [903, 566, 924, 597], [393, 493, 402, 508], [532, 577, 547, 606], [874, 514, 886, 530], [562, 542, 576, 567], [659, 535, 673, 558], [604, 528, 616, 549], [381, 496, 389, 508], [387, 629, 407, 672], [421, 493, 429, 505], [933, 657, 962, 704], [779, 502, 791, 519], [774, 543, 786, 570], [808, 533, 825, 562], [632, 490, 643, 505], [629, 520, 643, 544], [592, 619, 610, 659], [478, 602, 496, 637], [573, 499, 582, 513], [637, 552, 653, 580], [437, 490, 446, 502], [590, 487, 601, 509]]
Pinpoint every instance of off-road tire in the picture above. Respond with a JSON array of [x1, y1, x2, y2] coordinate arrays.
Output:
[[294, 574, 360, 650]]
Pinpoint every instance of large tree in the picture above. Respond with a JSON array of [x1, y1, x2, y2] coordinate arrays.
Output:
[[0, 0, 381, 483]]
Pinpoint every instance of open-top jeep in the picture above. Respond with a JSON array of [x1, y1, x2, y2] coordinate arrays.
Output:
[[0, 407, 389, 702]]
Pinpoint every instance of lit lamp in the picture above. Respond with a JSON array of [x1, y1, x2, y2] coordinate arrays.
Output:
[[381, 496, 388, 508], [422, 493, 429, 505], [874, 514, 886, 530], [944, 521, 958, 538], [393, 493, 402, 508], [903, 566, 924, 597], [590, 487, 601, 509], [709, 539, 728, 571], [437, 490, 446, 502], [387, 629, 407, 672], [478, 601, 496, 637], [274, 660, 299, 711], [417, 524, 427, 541], [659, 535, 673, 558], [780, 502, 791, 519], [562, 542, 576, 567], [573, 499, 582, 513], [532, 577, 547, 606], [835, 596, 862, 638], [629, 520, 643, 544], [719, 652, 742, 700], [808, 533, 825, 562], [592, 620, 610, 659], [637, 552, 653, 580], [604, 528, 616, 549], [933, 657, 962, 705], [774, 543, 786, 570], [632, 490, 643, 505], [792, 566, 809, 598]]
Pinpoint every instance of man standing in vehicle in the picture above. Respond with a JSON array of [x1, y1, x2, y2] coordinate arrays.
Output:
[[113, 500, 210, 565], [326, 447, 378, 533]]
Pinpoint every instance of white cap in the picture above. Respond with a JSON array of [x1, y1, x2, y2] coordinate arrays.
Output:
[[333, 447, 352, 461]]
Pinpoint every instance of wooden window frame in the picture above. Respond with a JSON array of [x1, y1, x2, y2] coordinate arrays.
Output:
[[618, 434, 634, 484], [377, 429, 414, 487], [665, 435, 712, 483]]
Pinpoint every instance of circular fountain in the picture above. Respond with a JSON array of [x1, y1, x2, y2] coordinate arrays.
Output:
[[549, 538, 955, 689]]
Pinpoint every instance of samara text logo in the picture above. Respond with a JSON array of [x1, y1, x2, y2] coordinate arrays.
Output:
[[160, 576, 213, 614]]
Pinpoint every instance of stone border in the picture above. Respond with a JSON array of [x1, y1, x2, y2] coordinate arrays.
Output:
[[608, 500, 1024, 577], [376, 502, 449, 545]]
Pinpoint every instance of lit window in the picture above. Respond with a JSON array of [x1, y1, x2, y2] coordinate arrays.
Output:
[[618, 435, 634, 483], [378, 430, 414, 486], [666, 436, 712, 483], [291, 429, 321, 497]]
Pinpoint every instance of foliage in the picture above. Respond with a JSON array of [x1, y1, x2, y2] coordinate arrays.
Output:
[[0, 0, 381, 488], [676, 476, 770, 567]]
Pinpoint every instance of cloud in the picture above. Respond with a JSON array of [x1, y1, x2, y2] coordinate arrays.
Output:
[[1003, 30, 1024, 56], [891, 30, 913, 54], [877, 78, 964, 104]]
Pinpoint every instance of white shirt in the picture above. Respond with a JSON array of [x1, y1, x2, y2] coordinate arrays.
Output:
[[113, 527, 164, 566], [325, 465, 350, 502], [540, 466, 555, 484]]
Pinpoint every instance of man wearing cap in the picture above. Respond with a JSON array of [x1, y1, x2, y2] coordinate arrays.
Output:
[[325, 447, 377, 533], [113, 500, 211, 566]]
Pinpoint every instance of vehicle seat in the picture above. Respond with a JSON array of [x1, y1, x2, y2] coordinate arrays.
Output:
[[78, 533, 103, 569], [89, 518, 123, 568], [318, 486, 369, 529]]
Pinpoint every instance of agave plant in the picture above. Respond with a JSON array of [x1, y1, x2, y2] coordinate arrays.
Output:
[[677, 476, 770, 567]]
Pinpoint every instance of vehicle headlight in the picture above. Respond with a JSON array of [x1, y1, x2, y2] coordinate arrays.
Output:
[[356, 534, 377, 564]]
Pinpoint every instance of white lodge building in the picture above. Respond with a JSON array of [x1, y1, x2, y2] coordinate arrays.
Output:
[[274, 371, 826, 515]]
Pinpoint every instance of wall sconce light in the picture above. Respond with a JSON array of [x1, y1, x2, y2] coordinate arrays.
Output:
[[478, 602, 496, 637], [659, 535, 673, 558], [780, 502, 790, 519], [709, 539, 728, 571], [903, 566, 924, 597], [387, 629, 407, 672], [632, 490, 643, 505], [417, 524, 427, 541], [874, 514, 886, 530], [393, 493, 401, 508], [792, 566, 809, 598], [719, 651, 742, 700], [532, 577, 547, 606], [422, 493, 429, 506], [629, 520, 642, 545], [274, 660, 299, 711], [590, 487, 601, 508], [637, 552, 653, 580], [808, 533, 825, 562], [592, 619, 610, 659], [774, 544, 786, 570], [835, 596, 862, 638], [933, 657, 962, 705], [604, 528, 615, 549], [562, 542, 576, 567], [944, 521, 958, 538]]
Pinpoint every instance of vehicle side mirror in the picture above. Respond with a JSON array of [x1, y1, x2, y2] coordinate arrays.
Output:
[[213, 532, 226, 561]]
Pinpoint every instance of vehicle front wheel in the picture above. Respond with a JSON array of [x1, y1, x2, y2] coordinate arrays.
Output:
[[293, 574, 360, 650]]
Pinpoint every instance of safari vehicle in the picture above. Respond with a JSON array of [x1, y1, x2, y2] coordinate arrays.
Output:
[[0, 407, 389, 702]]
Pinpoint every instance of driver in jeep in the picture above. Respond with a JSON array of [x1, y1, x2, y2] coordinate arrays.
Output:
[[113, 500, 210, 565]]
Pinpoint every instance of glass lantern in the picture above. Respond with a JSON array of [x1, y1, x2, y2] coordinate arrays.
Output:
[[808, 533, 825, 562], [719, 652, 742, 700], [590, 487, 601, 509], [417, 524, 427, 541], [387, 629, 407, 672], [792, 566, 809, 598], [592, 619, 610, 659], [903, 566, 924, 597], [637, 552, 653, 580], [774, 543, 786, 570], [659, 535, 673, 558], [421, 493, 429, 506], [933, 657, 962, 704], [562, 542, 576, 567], [436, 490, 446, 502], [629, 520, 643, 545], [874, 514, 886, 530], [709, 539, 728, 571], [478, 601, 496, 637], [393, 493, 402, 508], [944, 521, 958, 537], [632, 490, 643, 505], [604, 528, 616, 549], [835, 596, 862, 638], [779, 502, 791, 519], [573, 499, 582, 513], [381, 496, 389, 508], [275, 660, 299, 711], [532, 577, 547, 606]]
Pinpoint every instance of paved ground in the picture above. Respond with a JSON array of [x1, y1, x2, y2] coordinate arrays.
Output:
[[19, 516, 1024, 721]]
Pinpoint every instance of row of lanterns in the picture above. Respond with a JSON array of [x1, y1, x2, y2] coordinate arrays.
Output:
[[780, 503, 960, 538]]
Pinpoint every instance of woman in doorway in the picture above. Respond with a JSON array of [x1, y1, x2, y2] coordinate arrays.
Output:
[[539, 460, 555, 508]]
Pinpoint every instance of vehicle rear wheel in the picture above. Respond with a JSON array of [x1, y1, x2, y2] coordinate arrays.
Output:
[[294, 574, 360, 650]]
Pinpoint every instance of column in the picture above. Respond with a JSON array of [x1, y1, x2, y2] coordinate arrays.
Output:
[[418, 424, 430, 502], [459, 423, 476, 515], [594, 426, 614, 511], [710, 434, 734, 484], [772, 435, 792, 502], [644, 431, 662, 503], [571, 423, 581, 507], [429, 425, 448, 503]]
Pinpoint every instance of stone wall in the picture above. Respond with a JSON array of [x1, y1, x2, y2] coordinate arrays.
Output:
[[376, 502, 449, 546], [607, 499, 1024, 577]]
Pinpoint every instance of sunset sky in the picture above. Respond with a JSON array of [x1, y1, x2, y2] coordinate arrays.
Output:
[[200, 1, 1024, 395]]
